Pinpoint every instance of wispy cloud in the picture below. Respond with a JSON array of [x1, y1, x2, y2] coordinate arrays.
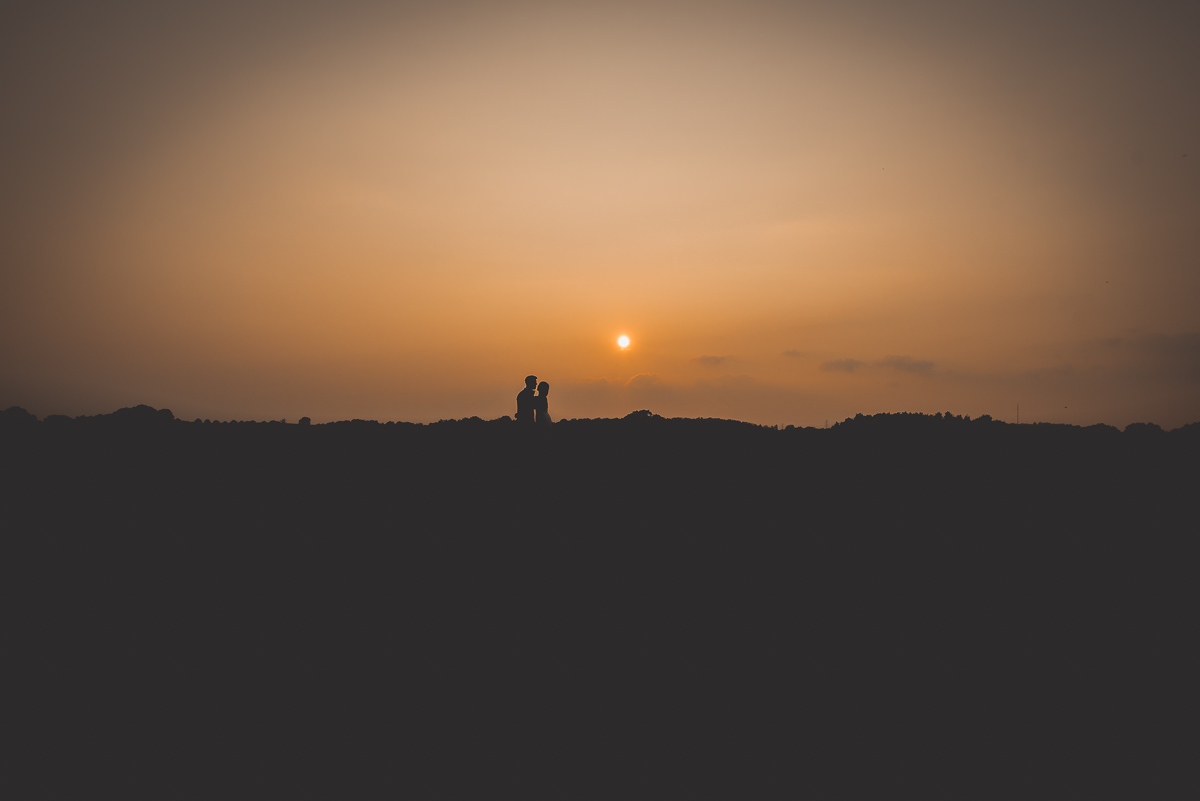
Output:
[[821, 359, 865, 373], [695, 355, 727, 366], [556, 373, 821, 424], [1135, 332, 1200, 379], [625, 373, 662, 388], [876, 355, 935, 374]]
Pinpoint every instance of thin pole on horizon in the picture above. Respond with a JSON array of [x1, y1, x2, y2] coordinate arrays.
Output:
[[1017, 403, 1020, 425]]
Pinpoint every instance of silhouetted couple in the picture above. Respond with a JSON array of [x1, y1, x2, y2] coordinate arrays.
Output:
[[516, 375, 552, 426]]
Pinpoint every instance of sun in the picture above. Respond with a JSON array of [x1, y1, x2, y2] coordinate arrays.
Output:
[[617, 335, 631, 349]]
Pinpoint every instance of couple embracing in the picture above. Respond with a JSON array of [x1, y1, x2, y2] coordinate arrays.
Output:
[[515, 375, 552, 426]]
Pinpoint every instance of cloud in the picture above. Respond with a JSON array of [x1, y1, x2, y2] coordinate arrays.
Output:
[[821, 359, 865, 373], [625, 373, 662, 388], [783, 350, 806, 358], [876, 355, 935, 374], [1018, 363, 1075, 381], [1136, 332, 1200, 379], [551, 333, 1200, 428], [1079, 331, 1200, 382], [819, 355, 936, 374], [552, 373, 823, 424], [695, 355, 727, 366]]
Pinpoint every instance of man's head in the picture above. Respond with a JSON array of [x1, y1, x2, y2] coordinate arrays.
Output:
[[525, 375, 538, 389]]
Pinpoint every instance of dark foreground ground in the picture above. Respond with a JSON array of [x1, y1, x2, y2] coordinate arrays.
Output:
[[4, 405, 1199, 798]]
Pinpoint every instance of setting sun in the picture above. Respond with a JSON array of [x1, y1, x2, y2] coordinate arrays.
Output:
[[617, 335, 630, 349]]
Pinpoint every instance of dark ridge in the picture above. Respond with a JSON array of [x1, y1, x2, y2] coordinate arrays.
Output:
[[4, 404, 1198, 797]]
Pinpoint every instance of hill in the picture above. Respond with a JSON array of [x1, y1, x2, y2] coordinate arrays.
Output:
[[4, 405, 1198, 797]]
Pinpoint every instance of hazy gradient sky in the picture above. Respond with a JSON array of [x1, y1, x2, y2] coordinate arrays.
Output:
[[2, 0, 1197, 426]]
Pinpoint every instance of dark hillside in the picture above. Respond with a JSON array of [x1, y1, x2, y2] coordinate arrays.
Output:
[[4, 406, 1198, 797]]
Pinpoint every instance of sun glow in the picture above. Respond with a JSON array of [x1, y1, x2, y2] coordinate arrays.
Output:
[[617, 335, 630, 349]]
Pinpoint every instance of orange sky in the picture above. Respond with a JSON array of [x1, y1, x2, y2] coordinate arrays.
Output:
[[2, 0, 1197, 427]]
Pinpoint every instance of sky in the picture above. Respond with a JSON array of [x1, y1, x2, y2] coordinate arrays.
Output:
[[2, 0, 1197, 427]]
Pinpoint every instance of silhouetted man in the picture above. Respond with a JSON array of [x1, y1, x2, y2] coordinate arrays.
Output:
[[516, 375, 537, 424]]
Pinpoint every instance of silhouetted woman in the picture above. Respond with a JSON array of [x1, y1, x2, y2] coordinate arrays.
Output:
[[535, 381, 553, 426]]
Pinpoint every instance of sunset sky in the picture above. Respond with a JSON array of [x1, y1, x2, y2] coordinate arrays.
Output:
[[2, 0, 1197, 427]]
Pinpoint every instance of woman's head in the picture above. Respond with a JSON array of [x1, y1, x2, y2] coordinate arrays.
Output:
[[537, 381, 549, 395]]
